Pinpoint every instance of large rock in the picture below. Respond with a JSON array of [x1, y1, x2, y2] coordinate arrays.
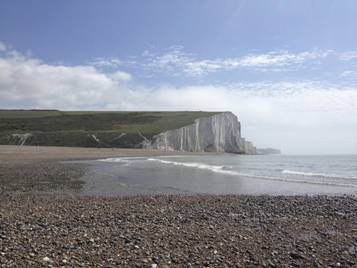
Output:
[[149, 112, 257, 154], [239, 138, 257, 155]]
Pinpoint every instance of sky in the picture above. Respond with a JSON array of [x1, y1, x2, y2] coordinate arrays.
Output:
[[0, 0, 357, 154]]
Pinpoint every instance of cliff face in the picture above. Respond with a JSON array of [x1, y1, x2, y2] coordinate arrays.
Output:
[[149, 112, 257, 154], [1, 110, 257, 154]]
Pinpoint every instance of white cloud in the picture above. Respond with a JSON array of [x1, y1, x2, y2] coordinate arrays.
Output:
[[234, 50, 330, 68], [0, 49, 357, 154], [0, 51, 134, 110], [339, 51, 357, 61], [109, 71, 132, 81], [341, 70, 357, 79], [142, 48, 332, 77], [0, 42, 6, 52], [90, 57, 122, 68], [87, 48, 357, 80]]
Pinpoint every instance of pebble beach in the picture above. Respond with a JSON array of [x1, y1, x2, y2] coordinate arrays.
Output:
[[0, 146, 356, 267]]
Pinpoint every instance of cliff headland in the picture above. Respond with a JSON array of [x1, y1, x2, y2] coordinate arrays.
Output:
[[0, 110, 259, 154]]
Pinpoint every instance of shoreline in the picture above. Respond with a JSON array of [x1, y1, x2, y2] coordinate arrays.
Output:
[[0, 145, 219, 161], [1, 146, 356, 266], [1, 145, 356, 198]]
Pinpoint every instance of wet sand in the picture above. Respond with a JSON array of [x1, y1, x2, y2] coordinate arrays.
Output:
[[0, 146, 356, 267], [0, 145, 204, 161]]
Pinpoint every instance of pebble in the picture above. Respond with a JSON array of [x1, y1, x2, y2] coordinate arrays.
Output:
[[42, 256, 52, 262], [0, 194, 356, 267]]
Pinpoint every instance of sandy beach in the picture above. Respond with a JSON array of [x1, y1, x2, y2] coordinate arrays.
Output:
[[0, 146, 356, 267]]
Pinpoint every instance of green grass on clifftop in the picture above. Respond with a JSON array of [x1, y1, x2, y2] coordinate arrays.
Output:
[[0, 110, 221, 147], [0, 110, 220, 133]]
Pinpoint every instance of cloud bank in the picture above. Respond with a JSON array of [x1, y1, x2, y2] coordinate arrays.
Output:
[[0, 45, 356, 154]]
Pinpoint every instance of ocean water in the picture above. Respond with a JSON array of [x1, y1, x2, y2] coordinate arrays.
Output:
[[81, 154, 357, 196]]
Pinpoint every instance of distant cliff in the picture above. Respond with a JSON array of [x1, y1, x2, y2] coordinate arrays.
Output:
[[257, 148, 281, 155], [148, 112, 257, 154]]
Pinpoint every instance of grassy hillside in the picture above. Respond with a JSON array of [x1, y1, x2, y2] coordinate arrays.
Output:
[[0, 110, 221, 147]]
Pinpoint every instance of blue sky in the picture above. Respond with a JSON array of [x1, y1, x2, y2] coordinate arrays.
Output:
[[1, 1, 357, 59], [0, 0, 357, 154]]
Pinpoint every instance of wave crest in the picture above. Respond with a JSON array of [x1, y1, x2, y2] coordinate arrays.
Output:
[[97, 157, 357, 188], [282, 169, 355, 180]]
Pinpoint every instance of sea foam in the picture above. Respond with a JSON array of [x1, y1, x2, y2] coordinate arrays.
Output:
[[146, 158, 357, 188], [97, 157, 357, 188], [282, 169, 356, 180]]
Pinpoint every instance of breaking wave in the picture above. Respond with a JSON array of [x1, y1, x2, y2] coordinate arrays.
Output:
[[97, 157, 357, 188], [282, 169, 356, 180], [147, 158, 237, 175], [99, 157, 146, 162], [98, 157, 146, 166], [146, 158, 357, 188]]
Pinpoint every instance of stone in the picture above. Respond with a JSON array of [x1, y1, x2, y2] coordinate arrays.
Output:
[[42, 256, 52, 262]]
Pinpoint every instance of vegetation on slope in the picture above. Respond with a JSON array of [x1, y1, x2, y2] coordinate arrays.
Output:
[[0, 110, 221, 147]]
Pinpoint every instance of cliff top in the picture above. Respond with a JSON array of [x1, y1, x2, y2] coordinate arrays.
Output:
[[0, 110, 222, 135]]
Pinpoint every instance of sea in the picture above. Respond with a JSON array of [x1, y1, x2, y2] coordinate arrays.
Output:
[[80, 154, 357, 196]]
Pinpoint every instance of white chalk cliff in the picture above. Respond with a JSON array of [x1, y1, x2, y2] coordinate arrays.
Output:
[[149, 112, 257, 154]]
